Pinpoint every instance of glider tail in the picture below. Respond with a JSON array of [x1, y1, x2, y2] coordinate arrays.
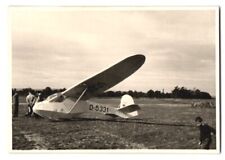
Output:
[[117, 104, 140, 118], [116, 94, 140, 118]]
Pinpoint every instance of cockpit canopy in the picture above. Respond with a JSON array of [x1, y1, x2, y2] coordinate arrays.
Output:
[[47, 92, 65, 102]]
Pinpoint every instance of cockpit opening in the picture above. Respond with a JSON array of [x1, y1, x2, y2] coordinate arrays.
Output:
[[47, 93, 65, 102]]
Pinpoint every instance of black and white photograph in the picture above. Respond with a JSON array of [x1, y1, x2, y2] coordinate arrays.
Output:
[[10, 6, 220, 152]]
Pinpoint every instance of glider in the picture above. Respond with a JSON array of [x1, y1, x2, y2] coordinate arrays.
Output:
[[33, 54, 145, 120]]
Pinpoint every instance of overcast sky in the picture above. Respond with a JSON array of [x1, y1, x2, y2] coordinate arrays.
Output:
[[11, 7, 217, 96]]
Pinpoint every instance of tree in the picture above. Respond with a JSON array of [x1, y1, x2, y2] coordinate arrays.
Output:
[[147, 90, 154, 98], [42, 87, 53, 98], [172, 86, 180, 98], [154, 90, 161, 98], [171, 86, 212, 99]]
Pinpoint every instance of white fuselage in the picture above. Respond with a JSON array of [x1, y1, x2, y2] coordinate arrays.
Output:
[[33, 94, 139, 120], [33, 97, 117, 120], [33, 98, 87, 120]]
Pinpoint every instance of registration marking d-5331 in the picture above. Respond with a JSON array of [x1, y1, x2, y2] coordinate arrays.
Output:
[[89, 104, 109, 113]]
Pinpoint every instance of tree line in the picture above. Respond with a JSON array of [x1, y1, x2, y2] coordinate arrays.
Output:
[[13, 86, 212, 99], [98, 86, 212, 99], [13, 87, 66, 99]]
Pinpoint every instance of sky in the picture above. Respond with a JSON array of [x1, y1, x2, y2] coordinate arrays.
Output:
[[11, 7, 218, 96]]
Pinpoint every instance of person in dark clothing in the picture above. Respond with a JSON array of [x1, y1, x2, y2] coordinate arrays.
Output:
[[195, 116, 216, 149], [37, 92, 44, 102], [12, 89, 19, 117]]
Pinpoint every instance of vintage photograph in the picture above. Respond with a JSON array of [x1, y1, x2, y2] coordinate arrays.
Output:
[[10, 7, 219, 152]]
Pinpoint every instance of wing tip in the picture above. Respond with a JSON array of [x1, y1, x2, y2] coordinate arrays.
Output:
[[130, 54, 146, 64]]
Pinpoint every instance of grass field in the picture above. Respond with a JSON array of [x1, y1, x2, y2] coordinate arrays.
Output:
[[12, 98, 216, 150]]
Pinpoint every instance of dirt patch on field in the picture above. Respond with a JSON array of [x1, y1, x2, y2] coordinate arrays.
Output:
[[20, 131, 49, 149]]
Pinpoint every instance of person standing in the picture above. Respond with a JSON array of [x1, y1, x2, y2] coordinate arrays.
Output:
[[12, 89, 19, 117], [195, 116, 216, 149], [25, 91, 36, 117]]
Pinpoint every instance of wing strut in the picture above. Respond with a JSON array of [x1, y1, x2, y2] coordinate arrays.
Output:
[[68, 87, 88, 113]]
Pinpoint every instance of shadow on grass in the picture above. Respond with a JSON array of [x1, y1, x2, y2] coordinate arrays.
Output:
[[53, 117, 195, 127], [15, 115, 195, 128]]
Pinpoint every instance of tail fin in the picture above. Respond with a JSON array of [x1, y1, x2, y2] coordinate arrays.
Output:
[[117, 94, 140, 118]]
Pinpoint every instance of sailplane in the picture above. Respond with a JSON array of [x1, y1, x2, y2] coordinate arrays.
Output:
[[33, 54, 145, 120]]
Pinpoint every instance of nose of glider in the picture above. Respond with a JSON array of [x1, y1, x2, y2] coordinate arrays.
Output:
[[33, 102, 43, 115], [33, 102, 39, 113], [33, 102, 47, 118]]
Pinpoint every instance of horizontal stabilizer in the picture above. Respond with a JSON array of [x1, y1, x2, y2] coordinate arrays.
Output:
[[118, 104, 140, 113]]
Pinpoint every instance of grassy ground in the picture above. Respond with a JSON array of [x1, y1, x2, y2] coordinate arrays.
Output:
[[12, 98, 216, 150]]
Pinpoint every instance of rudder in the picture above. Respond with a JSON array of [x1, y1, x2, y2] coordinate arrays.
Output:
[[117, 94, 140, 118]]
